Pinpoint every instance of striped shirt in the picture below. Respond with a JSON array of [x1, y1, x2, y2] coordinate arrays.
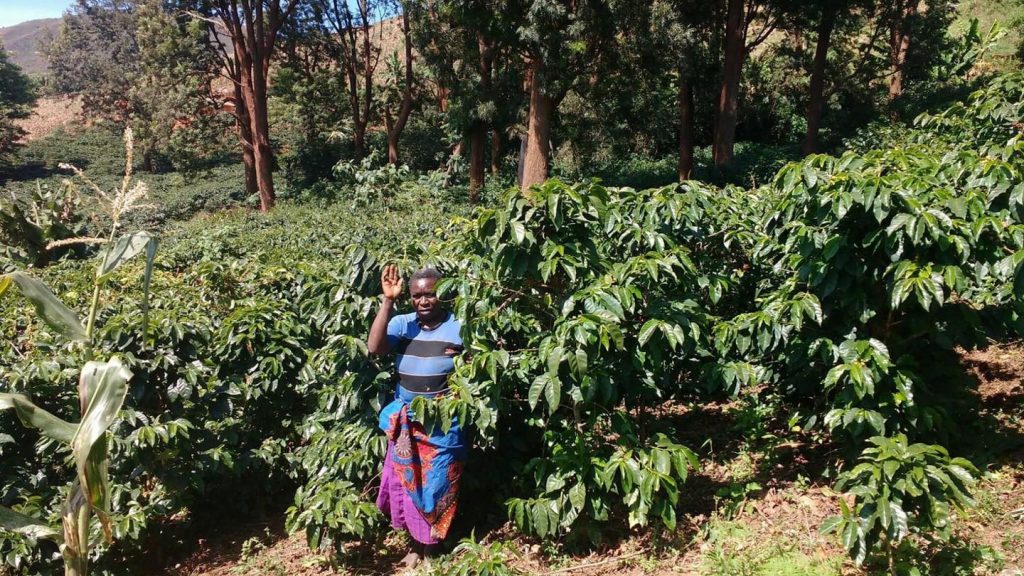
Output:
[[386, 311, 463, 393]]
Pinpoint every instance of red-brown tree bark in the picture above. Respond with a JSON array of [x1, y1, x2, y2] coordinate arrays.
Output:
[[233, 83, 258, 197], [888, 0, 916, 101], [490, 127, 502, 175], [214, 0, 299, 212], [384, 11, 415, 165], [520, 57, 554, 194], [712, 0, 745, 168]]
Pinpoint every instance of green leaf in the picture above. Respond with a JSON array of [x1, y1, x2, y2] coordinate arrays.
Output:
[[532, 501, 550, 537], [72, 358, 132, 534], [0, 393, 77, 444], [597, 292, 624, 320], [2, 271, 86, 341], [545, 376, 562, 412], [568, 483, 586, 510], [890, 501, 908, 541], [820, 516, 843, 535], [141, 234, 158, 342], [841, 517, 859, 553], [0, 506, 62, 543], [547, 346, 563, 376], [528, 375, 547, 410], [510, 221, 526, 244], [638, 319, 660, 346], [98, 232, 156, 279]]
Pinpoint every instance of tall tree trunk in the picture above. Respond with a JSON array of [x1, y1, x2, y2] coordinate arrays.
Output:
[[678, 74, 694, 181], [713, 0, 745, 168], [386, 11, 415, 165], [237, 40, 275, 211], [227, 38, 257, 197], [353, 122, 366, 160], [521, 57, 554, 194], [803, 4, 837, 156], [889, 0, 915, 101], [490, 127, 502, 175]]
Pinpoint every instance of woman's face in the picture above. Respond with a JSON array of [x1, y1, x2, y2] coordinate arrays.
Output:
[[410, 277, 442, 323]]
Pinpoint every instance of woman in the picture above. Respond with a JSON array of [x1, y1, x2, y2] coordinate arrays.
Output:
[[367, 264, 466, 569]]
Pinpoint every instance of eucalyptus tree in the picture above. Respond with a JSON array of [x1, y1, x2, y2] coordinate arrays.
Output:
[[380, 6, 416, 166], [649, 0, 715, 181], [407, 0, 522, 198], [516, 0, 623, 193], [305, 0, 394, 161], [199, 0, 301, 212], [713, 0, 782, 167]]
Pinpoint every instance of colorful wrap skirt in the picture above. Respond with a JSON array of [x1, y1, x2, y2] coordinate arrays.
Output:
[[376, 385, 466, 544]]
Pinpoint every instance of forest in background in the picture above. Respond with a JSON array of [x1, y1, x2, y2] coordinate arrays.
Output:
[[1, 1, 1024, 575]]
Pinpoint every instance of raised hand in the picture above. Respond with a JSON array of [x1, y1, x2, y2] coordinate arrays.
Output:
[[381, 264, 403, 300]]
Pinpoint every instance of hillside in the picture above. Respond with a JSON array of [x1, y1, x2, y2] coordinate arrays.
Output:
[[0, 17, 60, 76]]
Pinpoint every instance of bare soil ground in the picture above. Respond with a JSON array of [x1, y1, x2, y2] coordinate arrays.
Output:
[[15, 95, 84, 141], [167, 344, 1024, 576]]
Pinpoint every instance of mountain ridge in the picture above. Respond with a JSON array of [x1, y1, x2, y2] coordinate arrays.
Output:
[[0, 18, 61, 76]]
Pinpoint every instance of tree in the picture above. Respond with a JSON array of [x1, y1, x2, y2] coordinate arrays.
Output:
[[380, 10, 416, 165], [133, 1, 226, 170], [651, 0, 715, 181], [205, 0, 301, 212], [0, 44, 36, 172], [46, 0, 141, 123], [408, 0, 520, 199], [46, 0, 225, 171], [311, 0, 392, 161], [801, 0, 841, 155], [887, 0, 916, 101], [712, 0, 780, 167], [517, 0, 619, 193]]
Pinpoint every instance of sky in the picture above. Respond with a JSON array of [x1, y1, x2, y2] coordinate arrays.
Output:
[[0, 0, 74, 28]]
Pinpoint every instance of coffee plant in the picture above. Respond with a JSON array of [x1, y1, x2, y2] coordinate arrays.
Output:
[[821, 435, 978, 569], [2, 72, 1023, 574], [712, 73, 1024, 565]]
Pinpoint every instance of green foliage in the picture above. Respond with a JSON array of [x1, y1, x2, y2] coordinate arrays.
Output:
[[0, 44, 36, 170], [718, 73, 1024, 565], [46, 0, 225, 171], [823, 435, 978, 567], [2, 67, 1024, 575], [0, 129, 157, 576], [0, 181, 85, 271], [422, 535, 523, 576]]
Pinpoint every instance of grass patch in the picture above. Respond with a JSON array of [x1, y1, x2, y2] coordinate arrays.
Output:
[[698, 520, 842, 576]]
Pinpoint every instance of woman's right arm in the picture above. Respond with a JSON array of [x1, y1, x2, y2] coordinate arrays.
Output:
[[367, 296, 395, 355], [367, 264, 403, 356]]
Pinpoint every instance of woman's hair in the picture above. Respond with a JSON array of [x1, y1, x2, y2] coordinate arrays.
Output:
[[409, 266, 442, 285]]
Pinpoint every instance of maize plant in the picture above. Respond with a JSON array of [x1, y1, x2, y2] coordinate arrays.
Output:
[[0, 128, 156, 576]]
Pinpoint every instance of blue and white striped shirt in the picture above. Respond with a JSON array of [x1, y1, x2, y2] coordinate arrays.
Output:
[[386, 311, 463, 393]]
